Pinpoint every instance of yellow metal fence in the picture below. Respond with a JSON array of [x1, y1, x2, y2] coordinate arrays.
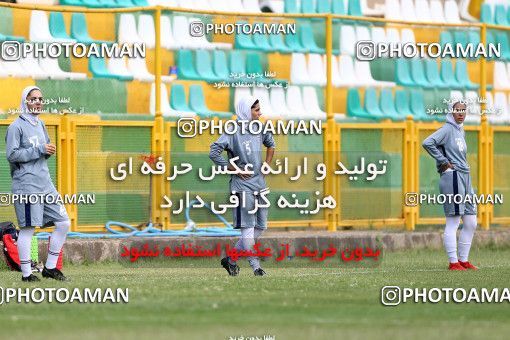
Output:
[[0, 3, 508, 232]]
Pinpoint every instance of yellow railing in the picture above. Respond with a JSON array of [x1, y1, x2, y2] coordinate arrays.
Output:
[[0, 3, 508, 232]]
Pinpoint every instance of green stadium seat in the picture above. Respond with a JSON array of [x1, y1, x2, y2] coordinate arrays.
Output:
[[301, 0, 315, 13], [49, 12, 73, 40], [212, 50, 230, 80], [299, 22, 325, 54], [410, 58, 430, 87], [453, 30, 468, 48], [229, 50, 247, 82], [235, 21, 257, 50], [246, 52, 288, 86], [346, 88, 370, 119], [245, 52, 265, 75], [316, 0, 331, 13], [486, 31, 497, 60], [395, 89, 412, 117], [455, 60, 479, 90], [89, 56, 132, 80], [71, 13, 114, 45], [284, 0, 299, 13], [440, 58, 458, 88], [440, 30, 454, 52], [269, 34, 292, 53], [480, 4, 493, 24], [496, 32, 510, 60], [364, 88, 384, 120], [0, 33, 25, 42], [177, 50, 201, 81], [348, 0, 362, 16], [380, 88, 402, 120], [115, 0, 135, 7], [494, 5, 508, 26], [331, 0, 345, 24], [82, 0, 114, 8], [332, 0, 346, 15], [285, 31, 307, 53], [425, 59, 447, 88], [467, 30, 480, 46], [252, 23, 273, 52], [395, 59, 415, 87], [189, 85, 232, 119], [409, 89, 432, 121], [60, 0, 83, 6], [132, 0, 148, 5], [195, 50, 221, 83], [170, 84, 193, 113]]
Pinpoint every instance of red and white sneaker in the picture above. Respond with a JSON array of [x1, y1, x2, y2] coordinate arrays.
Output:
[[448, 262, 467, 271], [458, 261, 478, 270]]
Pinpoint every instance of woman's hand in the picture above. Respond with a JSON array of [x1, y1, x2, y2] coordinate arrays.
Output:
[[44, 143, 56, 155], [227, 165, 251, 180], [439, 162, 453, 173]]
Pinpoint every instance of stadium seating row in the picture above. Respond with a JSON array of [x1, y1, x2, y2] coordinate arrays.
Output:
[[59, 0, 262, 12], [481, 2, 510, 26], [28, 11, 232, 50], [150, 83, 231, 119], [235, 21, 325, 54], [0, 56, 86, 80], [0, 52, 166, 82], [119, 15, 232, 50], [339, 25, 415, 56], [385, 0, 461, 23], [233, 85, 329, 120], [291, 53, 394, 87], [450, 90, 510, 124], [176, 50, 284, 85], [235, 20, 421, 56], [348, 86, 510, 124], [149, 83, 330, 120], [492, 61, 510, 90], [395, 58, 477, 90], [347, 87, 432, 121], [284, 0, 362, 16], [59, 0, 147, 7]]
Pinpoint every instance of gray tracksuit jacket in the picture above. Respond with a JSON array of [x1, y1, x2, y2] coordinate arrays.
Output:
[[422, 113, 470, 174], [209, 96, 275, 193], [5, 86, 55, 194]]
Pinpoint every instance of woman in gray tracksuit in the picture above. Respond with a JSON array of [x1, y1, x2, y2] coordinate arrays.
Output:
[[422, 100, 478, 271], [6, 86, 70, 281], [209, 96, 275, 276]]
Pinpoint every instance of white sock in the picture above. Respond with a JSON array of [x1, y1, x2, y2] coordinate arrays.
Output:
[[254, 228, 264, 240], [444, 216, 461, 263], [228, 228, 265, 267], [241, 227, 261, 271], [458, 215, 477, 262], [17, 227, 35, 277], [45, 220, 70, 269], [228, 238, 244, 265]]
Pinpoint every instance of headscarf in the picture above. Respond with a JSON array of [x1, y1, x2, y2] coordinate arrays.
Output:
[[20, 85, 42, 126], [446, 99, 464, 131], [235, 95, 258, 122]]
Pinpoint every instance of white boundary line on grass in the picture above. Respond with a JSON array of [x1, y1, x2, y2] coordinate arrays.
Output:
[[294, 265, 508, 276]]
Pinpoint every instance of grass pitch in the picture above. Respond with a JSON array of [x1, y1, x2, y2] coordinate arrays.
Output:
[[1, 246, 509, 340]]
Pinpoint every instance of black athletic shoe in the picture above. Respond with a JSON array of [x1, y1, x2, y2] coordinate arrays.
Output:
[[221, 257, 240, 276], [21, 274, 40, 282], [254, 268, 266, 276], [42, 266, 67, 281]]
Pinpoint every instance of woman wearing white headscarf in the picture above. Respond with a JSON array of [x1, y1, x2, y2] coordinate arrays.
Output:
[[422, 100, 478, 271], [5, 86, 70, 281], [210, 96, 275, 276]]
